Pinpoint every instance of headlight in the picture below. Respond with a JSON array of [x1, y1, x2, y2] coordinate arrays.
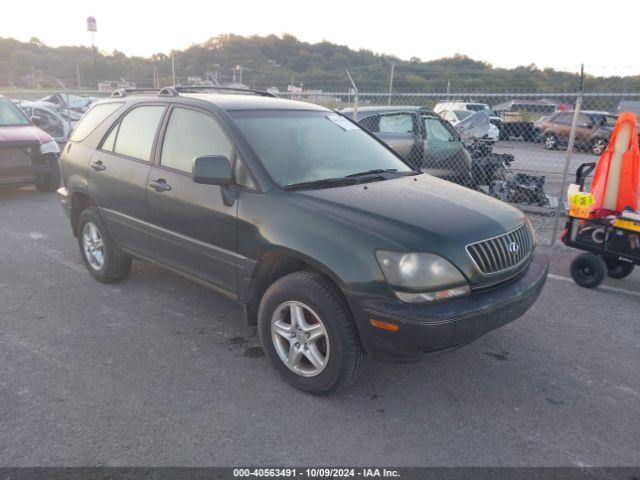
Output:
[[375, 250, 469, 303], [40, 140, 60, 155]]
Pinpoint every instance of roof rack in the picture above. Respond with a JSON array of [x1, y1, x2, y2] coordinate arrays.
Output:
[[109, 85, 278, 99], [167, 85, 277, 98], [110, 88, 161, 98]]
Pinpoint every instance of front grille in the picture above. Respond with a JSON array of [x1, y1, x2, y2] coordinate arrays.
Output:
[[467, 224, 533, 274]]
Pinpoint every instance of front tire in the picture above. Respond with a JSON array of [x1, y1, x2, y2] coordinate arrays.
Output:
[[543, 132, 558, 150], [591, 137, 607, 156], [34, 162, 61, 193], [77, 207, 131, 283], [570, 253, 606, 288], [258, 271, 366, 395]]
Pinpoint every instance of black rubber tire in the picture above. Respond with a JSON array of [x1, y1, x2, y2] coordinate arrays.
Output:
[[591, 137, 607, 156], [543, 133, 557, 150], [570, 253, 606, 288], [258, 271, 366, 395], [34, 162, 61, 193], [77, 207, 132, 283], [605, 259, 635, 279]]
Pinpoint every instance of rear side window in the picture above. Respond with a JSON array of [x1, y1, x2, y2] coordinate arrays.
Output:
[[104, 105, 165, 161], [379, 114, 414, 134], [69, 102, 123, 141], [160, 107, 232, 173], [358, 115, 380, 132]]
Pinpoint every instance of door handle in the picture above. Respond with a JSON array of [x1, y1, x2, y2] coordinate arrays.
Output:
[[90, 160, 106, 171], [148, 178, 172, 192]]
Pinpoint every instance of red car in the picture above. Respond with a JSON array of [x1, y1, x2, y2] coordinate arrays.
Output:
[[0, 95, 61, 192]]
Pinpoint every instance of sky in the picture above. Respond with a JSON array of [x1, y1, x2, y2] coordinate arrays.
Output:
[[1, 0, 639, 76]]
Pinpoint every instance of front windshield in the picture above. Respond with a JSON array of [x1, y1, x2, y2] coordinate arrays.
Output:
[[230, 110, 413, 187], [0, 98, 31, 127]]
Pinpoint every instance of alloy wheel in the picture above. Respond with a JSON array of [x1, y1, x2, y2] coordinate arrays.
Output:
[[271, 301, 330, 377], [82, 222, 105, 271]]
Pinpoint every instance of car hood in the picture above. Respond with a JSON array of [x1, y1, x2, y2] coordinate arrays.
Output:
[[0, 125, 51, 146], [291, 174, 526, 274]]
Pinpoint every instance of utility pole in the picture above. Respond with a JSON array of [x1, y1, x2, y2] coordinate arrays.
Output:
[[76, 64, 81, 89], [446, 79, 451, 97], [346, 70, 358, 120], [86, 17, 98, 89], [387, 62, 395, 105], [171, 50, 176, 86]]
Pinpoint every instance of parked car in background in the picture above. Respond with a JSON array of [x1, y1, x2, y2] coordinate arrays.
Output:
[[537, 110, 618, 155], [17, 101, 79, 143], [436, 108, 500, 143], [434, 101, 505, 139], [40, 92, 99, 114], [493, 99, 568, 141], [341, 106, 472, 183], [0, 95, 61, 192], [57, 88, 548, 394]]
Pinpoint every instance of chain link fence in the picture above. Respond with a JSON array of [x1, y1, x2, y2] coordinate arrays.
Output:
[[273, 90, 640, 246], [4, 86, 639, 246]]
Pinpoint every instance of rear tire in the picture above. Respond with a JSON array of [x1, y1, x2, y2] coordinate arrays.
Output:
[[77, 207, 131, 283], [605, 259, 634, 279], [570, 253, 606, 288], [34, 162, 61, 193], [543, 133, 557, 150], [258, 271, 366, 395]]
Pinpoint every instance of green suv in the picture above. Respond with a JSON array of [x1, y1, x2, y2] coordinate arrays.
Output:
[[57, 87, 548, 394]]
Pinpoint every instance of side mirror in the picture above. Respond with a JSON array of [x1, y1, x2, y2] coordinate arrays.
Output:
[[192, 155, 232, 186], [31, 115, 42, 126]]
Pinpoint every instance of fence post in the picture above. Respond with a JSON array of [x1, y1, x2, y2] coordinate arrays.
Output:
[[550, 65, 585, 246]]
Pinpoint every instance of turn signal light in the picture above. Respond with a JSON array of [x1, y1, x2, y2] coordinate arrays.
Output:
[[369, 318, 400, 332]]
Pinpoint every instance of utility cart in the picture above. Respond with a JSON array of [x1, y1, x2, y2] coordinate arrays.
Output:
[[562, 162, 639, 288]]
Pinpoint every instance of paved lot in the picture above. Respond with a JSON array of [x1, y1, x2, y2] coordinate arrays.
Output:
[[1, 187, 639, 467], [495, 140, 595, 176]]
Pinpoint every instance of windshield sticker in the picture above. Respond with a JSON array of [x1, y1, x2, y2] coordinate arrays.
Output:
[[326, 113, 359, 131]]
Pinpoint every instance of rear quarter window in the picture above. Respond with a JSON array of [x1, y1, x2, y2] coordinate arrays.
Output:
[[69, 102, 124, 142]]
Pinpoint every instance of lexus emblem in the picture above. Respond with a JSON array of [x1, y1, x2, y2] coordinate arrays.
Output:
[[508, 241, 520, 254]]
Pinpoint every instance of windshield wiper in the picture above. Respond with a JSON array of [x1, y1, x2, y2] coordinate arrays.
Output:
[[283, 177, 359, 191], [345, 168, 419, 178], [345, 168, 397, 178]]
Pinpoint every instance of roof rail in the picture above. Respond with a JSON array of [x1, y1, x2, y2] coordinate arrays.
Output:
[[168, 85, 277, 98], [110, 88, 161, 98]]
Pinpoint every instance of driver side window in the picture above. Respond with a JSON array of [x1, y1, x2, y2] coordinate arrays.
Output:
[[160, 107, 232, 174]]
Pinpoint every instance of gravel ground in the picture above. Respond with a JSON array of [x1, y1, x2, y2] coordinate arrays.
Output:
[[1, 187, 639, 467]]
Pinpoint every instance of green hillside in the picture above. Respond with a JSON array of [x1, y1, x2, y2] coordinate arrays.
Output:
[[1, 34, 638, 92]]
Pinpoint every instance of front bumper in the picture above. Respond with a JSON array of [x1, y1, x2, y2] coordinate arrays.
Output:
[[346, 251, 549, 362]]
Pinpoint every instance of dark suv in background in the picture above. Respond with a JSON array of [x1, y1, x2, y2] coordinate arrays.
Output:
[[58, 87, 548, 395], [0, 95, 61, 192], [538, 110, 618, 155]]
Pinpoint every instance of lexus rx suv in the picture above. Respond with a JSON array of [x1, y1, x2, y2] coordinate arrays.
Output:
[[57, 86, 549, 394]]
